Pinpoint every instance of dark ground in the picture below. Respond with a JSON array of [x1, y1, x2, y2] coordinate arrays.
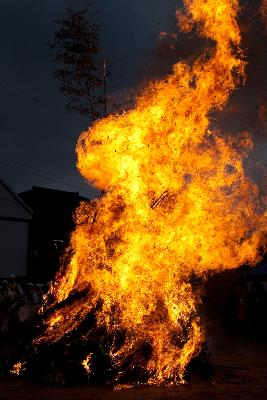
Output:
[[1, 340, 267, 400]]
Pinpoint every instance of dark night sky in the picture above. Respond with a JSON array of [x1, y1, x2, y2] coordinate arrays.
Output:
[[0, 0, 267, 199], [0, 0, 181, 199]]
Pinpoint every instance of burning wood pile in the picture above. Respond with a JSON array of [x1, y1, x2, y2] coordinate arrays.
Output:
[[14, 0, 267, 386]]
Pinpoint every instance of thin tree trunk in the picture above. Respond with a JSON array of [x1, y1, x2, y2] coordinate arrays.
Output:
[[85, 80, 95, 121], [103, 59, 107, 116]]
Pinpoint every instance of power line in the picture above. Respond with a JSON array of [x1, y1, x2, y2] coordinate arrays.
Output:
[[0, 155, 90, 193], [0, 155, 85, 187], [0, 156, 87, 191]]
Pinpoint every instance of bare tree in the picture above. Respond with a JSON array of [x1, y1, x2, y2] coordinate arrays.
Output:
[[49, 7, 108, 120]]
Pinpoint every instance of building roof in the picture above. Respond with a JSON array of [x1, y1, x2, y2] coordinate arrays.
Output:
[[20, 185, 88, 202], [0, 176, 32, 221], [19, 185, 89, 241]]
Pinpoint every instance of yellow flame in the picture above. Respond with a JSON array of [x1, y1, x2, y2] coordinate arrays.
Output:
[[10, 362, 26, 376], [81, 353, 93, 376], [38, 0, 267, 384]]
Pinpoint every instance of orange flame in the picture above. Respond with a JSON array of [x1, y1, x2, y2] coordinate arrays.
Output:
[[38, 0, 266, 384], [10, 362, 26, 376], [81, 353, 93, 376]]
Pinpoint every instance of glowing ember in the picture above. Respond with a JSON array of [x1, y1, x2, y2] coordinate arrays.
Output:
[[11, 362, 26, 376], [81, 353, 93, 376], [113, 384, 134, 391], [38, 0, 267, 384]]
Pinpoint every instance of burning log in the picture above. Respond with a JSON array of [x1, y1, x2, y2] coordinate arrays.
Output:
[[151, 190, 170, 209]]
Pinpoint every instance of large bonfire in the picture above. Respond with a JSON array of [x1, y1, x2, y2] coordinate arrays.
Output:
[[38, 0, 266, 384]]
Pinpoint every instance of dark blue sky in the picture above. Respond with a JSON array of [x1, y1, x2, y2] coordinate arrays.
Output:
[[0, 0, 266, 199]]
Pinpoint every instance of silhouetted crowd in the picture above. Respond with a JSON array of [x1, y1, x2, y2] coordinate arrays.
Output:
[[0, 275, 49, 334], [1, 274, 267, 385]]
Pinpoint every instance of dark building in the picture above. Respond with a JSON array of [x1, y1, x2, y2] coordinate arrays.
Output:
[[19, 186, 89, 281]]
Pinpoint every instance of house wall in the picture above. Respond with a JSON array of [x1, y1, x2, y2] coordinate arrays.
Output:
[[0, 180, 31, 220], [0, 219, 29, 277]]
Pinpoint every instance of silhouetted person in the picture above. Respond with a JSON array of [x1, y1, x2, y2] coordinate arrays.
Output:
[[235, 281, 249, 335], [248, 281, 267, 340], [8, 275, 24, 302]]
